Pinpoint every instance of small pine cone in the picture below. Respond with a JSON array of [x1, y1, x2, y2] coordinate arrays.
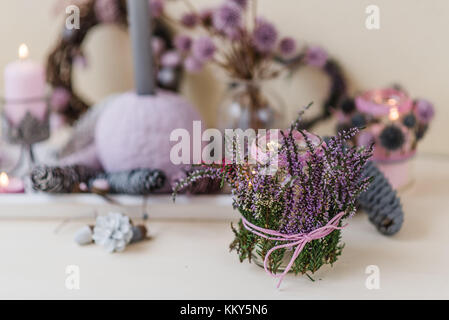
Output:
[[358, 161, 404, 235], [92, 169, 166, 195], [31, 165, 99, 193]]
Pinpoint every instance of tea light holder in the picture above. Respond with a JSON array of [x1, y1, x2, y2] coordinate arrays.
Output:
[[1, 96, 50, 175], [0, 171, 25, 194], [336, 88, 434, 190]]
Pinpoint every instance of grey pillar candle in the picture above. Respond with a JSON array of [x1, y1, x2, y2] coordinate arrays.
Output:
[[127, 0, 155, 95]]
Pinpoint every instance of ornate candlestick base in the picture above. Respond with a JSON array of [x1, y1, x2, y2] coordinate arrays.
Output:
[[2, 110, 50, 177]]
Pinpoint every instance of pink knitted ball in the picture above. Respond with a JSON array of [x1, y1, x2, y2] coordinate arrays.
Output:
[[95, 90, 203, 191]]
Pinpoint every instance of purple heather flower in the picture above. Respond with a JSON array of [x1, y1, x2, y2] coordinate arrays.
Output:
[[174, 35, 192, 53], [181, 13, 199, 28], [94, 0, 119, 23], [50, 87, 71, 112], [213, 4, 242, 32], [192, 37, 216, 61], [161, 50, 182, 68], [279, 37, 297, 57], [228, 0, 248, 9], [184, 56, 204, 72], [224, 27, 242, 41], [414, 99, 435, 124], [306, 46, 328, 68], [149, 0, 164, 18], [252, 20, 278, 53]]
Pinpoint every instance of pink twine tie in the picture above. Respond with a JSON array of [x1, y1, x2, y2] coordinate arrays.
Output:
[[242, 211, 347, 288]]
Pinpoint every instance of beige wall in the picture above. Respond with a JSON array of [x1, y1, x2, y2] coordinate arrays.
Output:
[[1, 0, 448, 154]]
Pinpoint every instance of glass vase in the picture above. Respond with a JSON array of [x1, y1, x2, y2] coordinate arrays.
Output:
[[217, 79, 285, 131]]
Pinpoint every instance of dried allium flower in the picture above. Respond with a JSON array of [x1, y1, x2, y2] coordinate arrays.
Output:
[[181, 12, 199, 28], [228, 0, 248, 9], [94, 0, 119, 23], [174, 35, 192, 53], [184, 56, 204, 72], [279, 37, 297, 57], [161, 50, 182, 67], [252, 20, 278, 53], [224, 27, 242, 41], [192, 37, 216, 61], [306, 46, 328, 68], [213, 3, 242, 31], [414, 99, 435, 124]]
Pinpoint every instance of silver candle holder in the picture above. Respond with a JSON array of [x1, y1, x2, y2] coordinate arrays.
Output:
[[1, 96, 50, 175]]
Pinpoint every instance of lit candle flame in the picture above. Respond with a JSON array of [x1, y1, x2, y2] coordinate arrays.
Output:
[[0, 172, 9, 188], [387, 98, 398, 106], [18, 43, 29, 60], [389, 107, 400, 121]]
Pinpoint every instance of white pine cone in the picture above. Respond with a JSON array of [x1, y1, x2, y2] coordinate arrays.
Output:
[[93, 212, 134, 253]]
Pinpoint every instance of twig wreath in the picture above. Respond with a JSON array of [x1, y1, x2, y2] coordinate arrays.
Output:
[[46, 0, 182, 124], [278, 52, 348, 130]]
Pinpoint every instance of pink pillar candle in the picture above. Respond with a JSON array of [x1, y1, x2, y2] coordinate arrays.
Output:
[[3, 44, 47, 126]]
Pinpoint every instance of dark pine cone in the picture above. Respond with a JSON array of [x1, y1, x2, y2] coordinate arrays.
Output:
[[358, 161, 404, 235]]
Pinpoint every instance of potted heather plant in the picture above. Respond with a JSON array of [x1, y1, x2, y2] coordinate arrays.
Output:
[[173, 108, 373, 287]]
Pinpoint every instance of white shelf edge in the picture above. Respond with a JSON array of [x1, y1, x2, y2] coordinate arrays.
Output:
[[0, 194, 236, 220]]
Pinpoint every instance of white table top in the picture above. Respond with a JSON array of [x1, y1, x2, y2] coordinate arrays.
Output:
[[0, 155, 448, 299]]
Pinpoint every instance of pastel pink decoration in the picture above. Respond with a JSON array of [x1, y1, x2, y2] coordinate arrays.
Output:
[[184, 56, 204, 72], [50, 113, 67, 131], [95, 90, 203, 192], [0, 172, 25, 194], [376, 160, 414, 190], [60, 144, 103, 170], [3, 44, 47, 126], [92, 178, 110, 191], [355, 88, 412, 117], [242, 211, 346, 288]]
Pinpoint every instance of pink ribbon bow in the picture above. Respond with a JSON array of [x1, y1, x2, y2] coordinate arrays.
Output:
[[242, 211, 347, 288]]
